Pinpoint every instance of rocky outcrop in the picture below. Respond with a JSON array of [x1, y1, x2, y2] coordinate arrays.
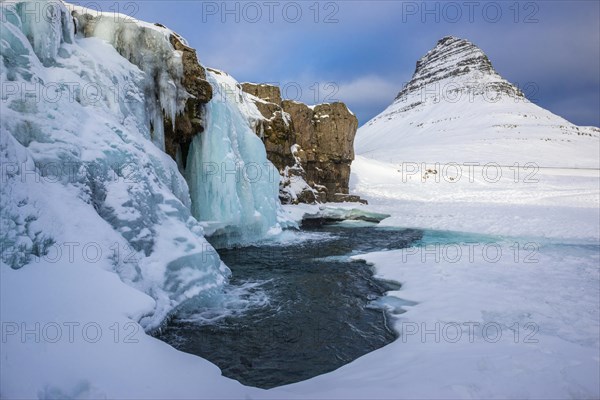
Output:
[[282, 100, 358, 202], [241, 83, 362, 204], [165, 33, 213, 163], [241, 83, 296, 171], [72, 8, 357, 203], [241, 83, 282, 105]]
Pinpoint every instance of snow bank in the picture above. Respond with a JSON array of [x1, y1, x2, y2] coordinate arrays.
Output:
[[351, 155, 600, 241]]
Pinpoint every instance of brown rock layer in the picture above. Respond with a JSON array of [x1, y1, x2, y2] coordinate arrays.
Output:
[[241, 83, 282, 105], [165, 34, 213, 163], [242, 83, 361, 203], [282, 101, 357, 201]]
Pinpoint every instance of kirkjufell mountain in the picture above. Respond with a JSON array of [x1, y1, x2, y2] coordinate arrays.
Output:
[[355, 36, 600, 168]]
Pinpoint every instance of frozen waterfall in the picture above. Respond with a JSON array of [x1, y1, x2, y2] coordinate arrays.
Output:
[[185, 71, 283, 247]]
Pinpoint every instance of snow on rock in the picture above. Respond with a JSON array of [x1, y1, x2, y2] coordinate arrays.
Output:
[[68, 2, 194, 151], [279, 144, 319, 204]]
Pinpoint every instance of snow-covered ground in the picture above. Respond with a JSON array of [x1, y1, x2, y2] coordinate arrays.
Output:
[[351, 156, 600, 241], [270, 156, 599, 399], [244, 155, 599, 399]]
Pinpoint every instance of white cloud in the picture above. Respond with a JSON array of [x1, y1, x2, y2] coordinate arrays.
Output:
[[336, 75, 406, 107]]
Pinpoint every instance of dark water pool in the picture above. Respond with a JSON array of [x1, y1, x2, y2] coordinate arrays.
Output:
[[156, 223, 422, 389]]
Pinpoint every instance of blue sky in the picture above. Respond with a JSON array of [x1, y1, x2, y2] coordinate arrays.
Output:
[[122, 0, 599, 127]]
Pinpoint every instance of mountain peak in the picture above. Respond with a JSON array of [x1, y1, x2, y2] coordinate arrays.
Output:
[[395, 36, 520, 101], [426, 36, 493, 70], [436, 35, 465, 45]]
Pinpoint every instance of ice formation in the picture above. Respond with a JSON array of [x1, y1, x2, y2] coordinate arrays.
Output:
[[185, 70, 283, 247], [69, 3, 192, 151], [0, 0, 233, 330]]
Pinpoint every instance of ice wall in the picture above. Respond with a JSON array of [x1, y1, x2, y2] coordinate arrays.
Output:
[[185, 71, 283, 247], [0, 0, 229, 330]]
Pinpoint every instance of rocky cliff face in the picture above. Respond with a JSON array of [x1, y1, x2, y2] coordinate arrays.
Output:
[[73, 7, 358, 204], [240, 83, 296, 172], [282, 100, 358, 202], [165, 34, 213, 164], [241, 83, 362, 203]]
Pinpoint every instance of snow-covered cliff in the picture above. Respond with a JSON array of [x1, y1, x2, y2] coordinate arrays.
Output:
[[0, 0, 282, 333], [0, 1, 291, 397]]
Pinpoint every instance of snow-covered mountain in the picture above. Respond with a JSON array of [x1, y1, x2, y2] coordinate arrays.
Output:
[[347, 36, 599, 400], [355, 36, 600, 168]]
